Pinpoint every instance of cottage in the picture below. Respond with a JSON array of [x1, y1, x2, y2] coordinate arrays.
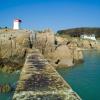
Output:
[[80, 34, 96, 41]]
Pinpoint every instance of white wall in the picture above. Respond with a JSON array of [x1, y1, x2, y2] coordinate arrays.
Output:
[[13, 21, 20, 30], [80, 34, 96, 41]]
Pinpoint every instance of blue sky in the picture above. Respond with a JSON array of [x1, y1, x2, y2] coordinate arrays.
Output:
[[0, 0, 100, 31]]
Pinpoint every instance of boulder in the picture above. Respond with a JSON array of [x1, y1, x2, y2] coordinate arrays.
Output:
[[80, 40, 96, 49], [48, 45, 74, 68]]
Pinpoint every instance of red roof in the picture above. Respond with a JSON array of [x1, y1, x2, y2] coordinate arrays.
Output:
[[15, 19, 22, 22]]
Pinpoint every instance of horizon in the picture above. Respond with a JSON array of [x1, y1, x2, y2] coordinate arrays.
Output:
[[0, 0, 100, 31]]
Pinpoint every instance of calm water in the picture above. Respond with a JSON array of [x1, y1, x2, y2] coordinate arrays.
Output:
[[58, 51, 100, 100], [0, 72, 20, 100]]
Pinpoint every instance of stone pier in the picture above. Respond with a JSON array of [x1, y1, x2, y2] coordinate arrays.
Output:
[[13, 48, 81, 100]]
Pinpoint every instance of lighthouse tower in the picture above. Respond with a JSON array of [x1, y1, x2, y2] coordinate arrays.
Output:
[[13, 19, 22, 30]]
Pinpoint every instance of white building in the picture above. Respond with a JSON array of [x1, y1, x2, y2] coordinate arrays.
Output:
[[13, 19, 22, 30], [80, 34, 96, 41]]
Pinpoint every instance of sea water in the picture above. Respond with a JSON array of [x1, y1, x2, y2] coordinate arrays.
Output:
[[58, 51, 100, 100], [0, 71, 20, 100]]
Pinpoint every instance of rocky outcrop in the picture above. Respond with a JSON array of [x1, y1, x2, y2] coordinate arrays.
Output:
[[33, 29, 84, 68], [48, 45, 74, 68], [0, 29, 31, 73], [0, 28, 84, 69], [0, 52, 26, 73], [33, 29, 55, 55], [80, 40, 96, 49], [0, 84, 12, 93], [48, 45, 83, 68], [73, 48, 83, 63]]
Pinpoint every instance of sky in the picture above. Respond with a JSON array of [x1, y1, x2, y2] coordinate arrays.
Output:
[[0, 0, 100, 31]]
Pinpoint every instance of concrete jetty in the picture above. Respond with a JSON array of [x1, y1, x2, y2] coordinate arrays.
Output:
[[13, 48, 81, 100]]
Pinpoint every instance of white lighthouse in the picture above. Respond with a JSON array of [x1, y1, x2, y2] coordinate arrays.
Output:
[[13, 19, 22, 30]]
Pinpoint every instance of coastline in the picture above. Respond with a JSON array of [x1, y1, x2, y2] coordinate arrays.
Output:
[[57, 50, 100, 100], [0, 28, 100, 99]]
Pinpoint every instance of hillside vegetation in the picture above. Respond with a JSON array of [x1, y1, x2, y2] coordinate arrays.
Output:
[[57, 27, 100, 38]]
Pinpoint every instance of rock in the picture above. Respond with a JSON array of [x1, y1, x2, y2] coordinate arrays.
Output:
[[0, 84, 11, 93], [33, 29, 55, 55], [55, 36, 68, 44], [73, 48, 84, 64], [48, 45, 74, 68], [33, 30, 84, 68], [80, 40, 96, 49], [16, 33, 31, 47]]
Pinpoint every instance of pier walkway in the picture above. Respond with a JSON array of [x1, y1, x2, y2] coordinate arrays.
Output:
[[13, 48, 81, 100]]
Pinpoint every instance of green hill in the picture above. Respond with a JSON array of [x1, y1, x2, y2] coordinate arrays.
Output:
[[57, 27, 100, 38]]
